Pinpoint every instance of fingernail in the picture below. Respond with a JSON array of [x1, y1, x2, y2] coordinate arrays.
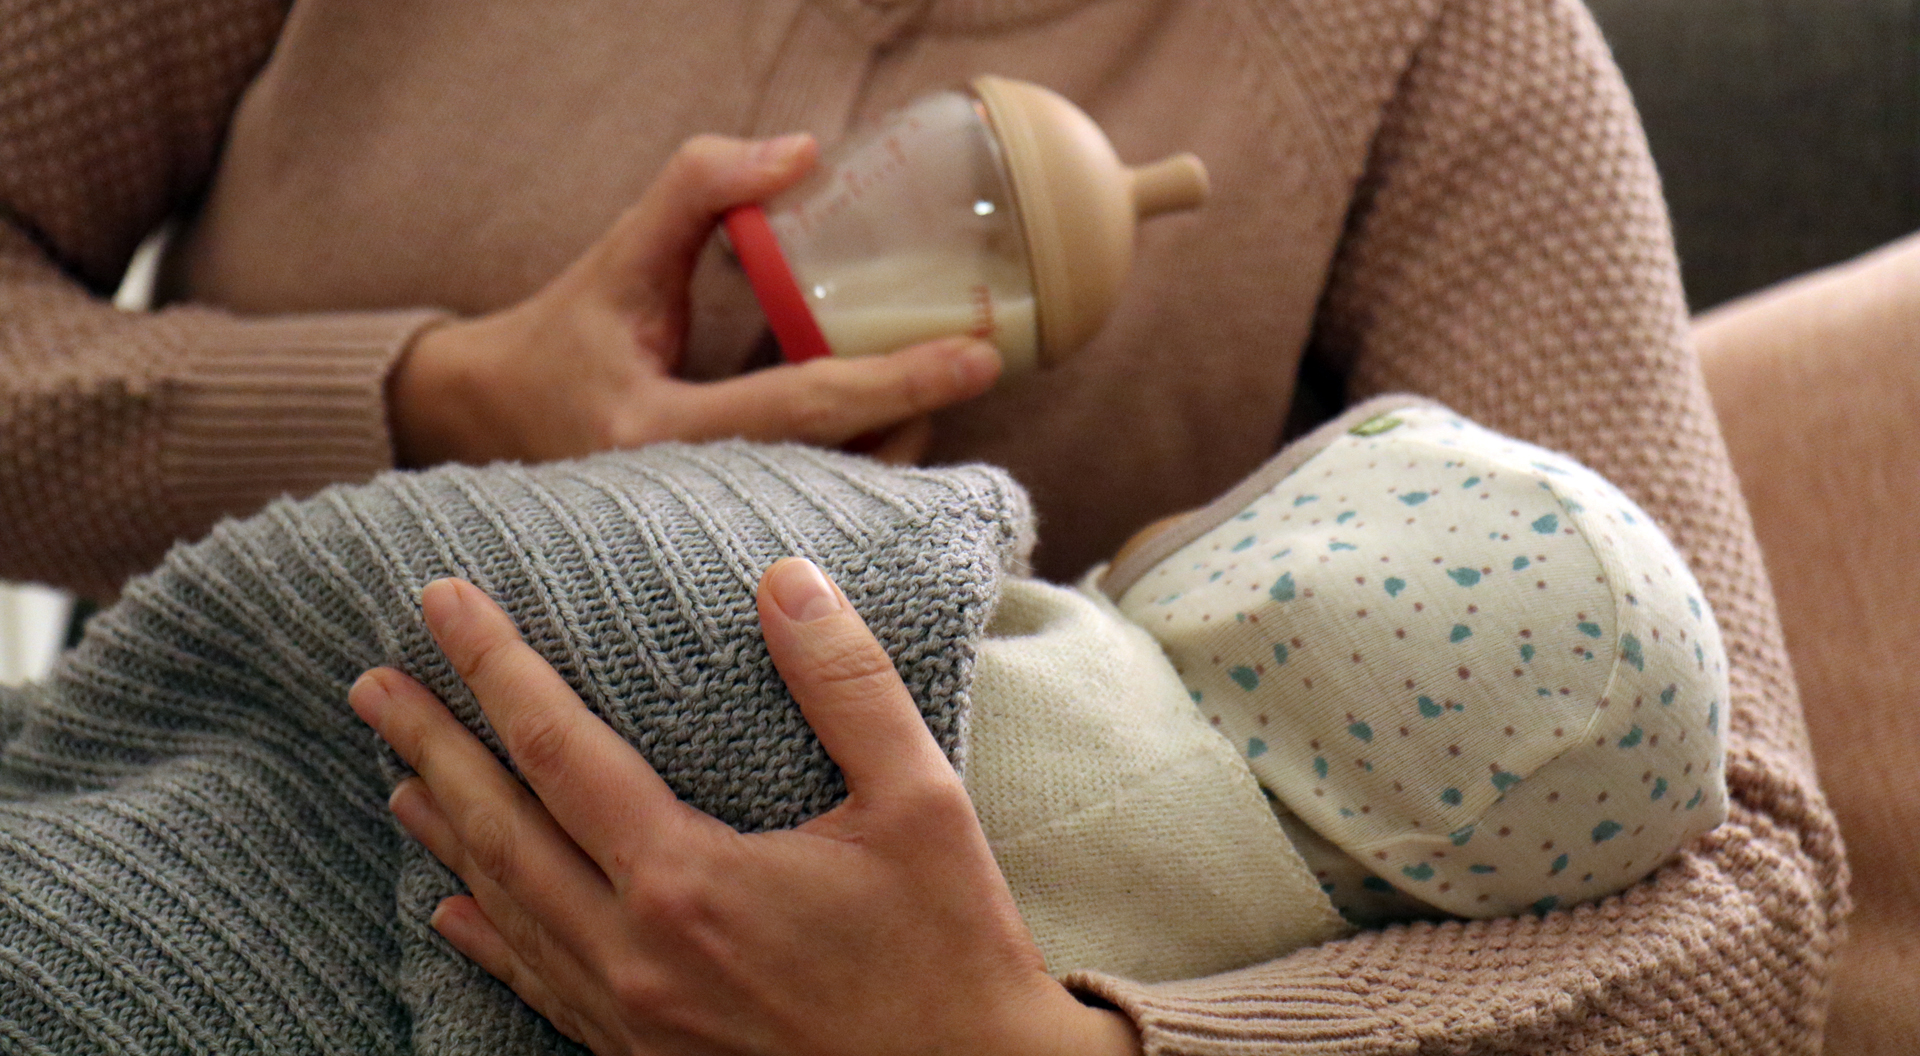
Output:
[[388, 776, 423, 816], [419, 579, 467, 636], [349, 671, 390, 725], [756, 132, 812, 164], [947, 339, 1002, 391], [767, 558, 841, 623], [388, 778, 433, 840]]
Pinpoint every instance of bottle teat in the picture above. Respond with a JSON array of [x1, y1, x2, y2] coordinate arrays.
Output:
[[1129, 154, 1210, 219]]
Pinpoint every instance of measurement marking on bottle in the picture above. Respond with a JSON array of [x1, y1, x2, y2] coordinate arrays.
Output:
[[970, 284, 996, 339], [791, 124, 920, 237]]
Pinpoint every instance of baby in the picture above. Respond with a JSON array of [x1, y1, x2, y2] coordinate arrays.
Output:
[[0, 397, 1727, 1053], [961, 394, 1729, 981]]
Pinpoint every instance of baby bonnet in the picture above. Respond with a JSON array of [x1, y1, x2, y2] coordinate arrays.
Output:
[[1106, 396, 1729, 919]]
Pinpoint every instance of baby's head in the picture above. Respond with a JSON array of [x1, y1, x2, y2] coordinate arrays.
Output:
[[1101, 397, 1729, 919]]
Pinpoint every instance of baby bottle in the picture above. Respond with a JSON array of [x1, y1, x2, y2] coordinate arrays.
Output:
[[723, 76, 1209, 377]]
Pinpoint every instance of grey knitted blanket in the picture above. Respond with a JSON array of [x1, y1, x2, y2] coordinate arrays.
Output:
[[0, 442, 1031, 1055]]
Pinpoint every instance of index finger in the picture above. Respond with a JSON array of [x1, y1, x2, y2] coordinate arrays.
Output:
[[418, 578, 691, 865], [601, 133, 817, 317]]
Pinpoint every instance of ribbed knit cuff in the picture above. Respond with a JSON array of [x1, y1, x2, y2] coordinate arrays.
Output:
[[164, 307, 450, 531], [1065, 968, 1397, 1052]]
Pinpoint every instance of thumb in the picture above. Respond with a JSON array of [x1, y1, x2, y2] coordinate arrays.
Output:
[[755, 558, 958, 803], [595, 133, 817, 315]]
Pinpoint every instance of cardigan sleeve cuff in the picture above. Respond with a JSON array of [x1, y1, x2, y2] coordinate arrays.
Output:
[[1063, 967, 1398, 1052], [164, 307, 451, 530]]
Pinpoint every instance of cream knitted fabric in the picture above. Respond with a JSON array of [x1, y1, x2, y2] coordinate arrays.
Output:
[[966, 578, 1347, 982], [1105, 398, 1728, 920]]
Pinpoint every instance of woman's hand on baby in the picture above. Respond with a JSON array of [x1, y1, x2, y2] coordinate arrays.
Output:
[[346, 565, 1139, 1056], [387, 135, 1000, 469]]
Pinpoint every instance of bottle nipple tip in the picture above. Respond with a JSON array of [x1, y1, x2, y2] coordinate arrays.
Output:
[[1130, 153, 1210, 218]]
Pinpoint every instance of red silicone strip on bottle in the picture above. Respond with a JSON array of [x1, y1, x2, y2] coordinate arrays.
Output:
[[724, 205, 833, 363]]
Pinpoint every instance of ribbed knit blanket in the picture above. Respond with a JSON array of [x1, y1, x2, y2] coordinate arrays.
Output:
[[0, 442, 1032, 1055]]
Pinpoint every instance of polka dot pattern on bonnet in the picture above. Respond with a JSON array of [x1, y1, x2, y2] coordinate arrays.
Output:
[[1114, 403, 1729, 919]]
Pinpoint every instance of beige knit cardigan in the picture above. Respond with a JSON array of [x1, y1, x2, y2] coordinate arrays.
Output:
[[0, 0, 1845, 1050]]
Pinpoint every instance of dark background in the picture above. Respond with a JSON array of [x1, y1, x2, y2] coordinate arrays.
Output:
[[1588, 0, 1919, 311]]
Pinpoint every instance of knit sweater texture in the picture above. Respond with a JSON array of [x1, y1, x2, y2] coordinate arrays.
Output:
[[0, 442, 1031, 1055], [0, 0, 1847, 1051]]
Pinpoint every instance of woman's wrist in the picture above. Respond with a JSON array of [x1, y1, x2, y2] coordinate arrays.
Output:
[[386, 314, 514, 469], [995, 984, 1143, 1056], [1063, 1003, 1145, 1056], [386, 317, 464, 469]]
